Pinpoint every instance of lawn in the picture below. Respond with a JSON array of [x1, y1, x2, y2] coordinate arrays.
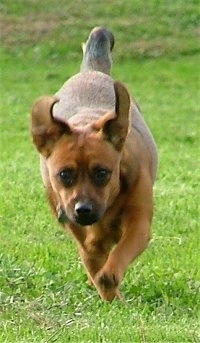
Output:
[[0, 1, 199, 342]]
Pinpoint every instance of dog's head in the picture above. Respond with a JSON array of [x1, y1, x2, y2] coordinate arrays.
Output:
[[31, 81, 130, 226]]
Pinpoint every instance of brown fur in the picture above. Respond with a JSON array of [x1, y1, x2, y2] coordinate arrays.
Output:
[[31, 27, 158, 301]]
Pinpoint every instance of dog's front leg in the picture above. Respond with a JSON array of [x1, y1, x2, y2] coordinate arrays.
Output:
[[78, 245, 109, 285], [68, 225, 111, 288], [78, 245, 124, 301], [94, 169, 153, 301]]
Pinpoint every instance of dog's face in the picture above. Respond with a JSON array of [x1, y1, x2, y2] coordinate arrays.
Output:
[[31, 81, 130, 226], [47, 131, 121, 225]]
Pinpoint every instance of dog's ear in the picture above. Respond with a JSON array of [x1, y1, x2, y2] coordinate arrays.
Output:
[[103, 81, 130, 150], [31, 96, 71, 157]]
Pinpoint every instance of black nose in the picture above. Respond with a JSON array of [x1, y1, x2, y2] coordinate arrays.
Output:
[[74, 201, 98, 226], [75, 202, 93, 215]]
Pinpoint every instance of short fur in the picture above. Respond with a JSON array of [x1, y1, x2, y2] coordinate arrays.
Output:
[[31, 27, 158, 301]]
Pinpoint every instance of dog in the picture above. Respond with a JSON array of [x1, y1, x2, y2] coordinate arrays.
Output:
[[31, 27, 158, 301]]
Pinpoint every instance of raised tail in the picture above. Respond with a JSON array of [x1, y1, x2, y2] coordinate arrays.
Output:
[[80, 27, 114, 75]]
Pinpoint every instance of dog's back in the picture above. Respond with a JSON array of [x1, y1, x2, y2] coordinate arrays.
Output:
[[54, 28, 115, 121]]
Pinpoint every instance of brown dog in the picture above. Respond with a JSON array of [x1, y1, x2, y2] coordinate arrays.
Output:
[[31, 27, 158, 301]]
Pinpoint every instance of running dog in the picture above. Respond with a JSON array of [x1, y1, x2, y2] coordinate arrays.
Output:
[[31, 27, 158, 301]]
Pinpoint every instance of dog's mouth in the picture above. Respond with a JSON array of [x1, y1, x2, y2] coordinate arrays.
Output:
[[58, 201, 104, 226], [74, 213, 99, 226]]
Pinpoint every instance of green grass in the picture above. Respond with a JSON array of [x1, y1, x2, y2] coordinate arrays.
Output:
[[0, 1, 199, 342]]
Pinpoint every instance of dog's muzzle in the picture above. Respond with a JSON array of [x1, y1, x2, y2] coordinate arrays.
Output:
[[74, 201, 99, 226]]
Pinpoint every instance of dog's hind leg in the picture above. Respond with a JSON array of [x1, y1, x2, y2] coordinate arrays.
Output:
[[80, 27, 114, 75]]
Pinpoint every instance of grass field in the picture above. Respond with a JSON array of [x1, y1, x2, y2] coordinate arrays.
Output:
[[0, 1, 200, 342]]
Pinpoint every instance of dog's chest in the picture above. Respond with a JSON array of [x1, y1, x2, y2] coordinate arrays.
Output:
[[84, 217, 122, 255]]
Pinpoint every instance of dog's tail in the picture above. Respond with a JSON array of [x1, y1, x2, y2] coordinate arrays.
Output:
[[80, 27, 114, 75]]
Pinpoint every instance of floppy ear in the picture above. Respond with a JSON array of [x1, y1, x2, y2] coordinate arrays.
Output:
[[31, 96, 71, 157], [103, 81, 130, 150]]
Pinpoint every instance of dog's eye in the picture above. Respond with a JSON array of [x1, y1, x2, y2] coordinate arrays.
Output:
[[58, 168, 76, 187], [92, 167, 111, 187]]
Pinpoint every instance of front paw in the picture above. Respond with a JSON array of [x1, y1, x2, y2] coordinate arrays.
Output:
[[97, 272, 119, 289], [94, 270, 122, 301]]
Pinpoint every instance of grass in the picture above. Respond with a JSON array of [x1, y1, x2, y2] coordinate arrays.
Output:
[[0, 0, 200, 342]]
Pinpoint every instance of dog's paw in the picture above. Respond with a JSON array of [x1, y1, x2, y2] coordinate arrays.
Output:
[[94, 270, 122, 301], [97, 272, 119, 290]]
